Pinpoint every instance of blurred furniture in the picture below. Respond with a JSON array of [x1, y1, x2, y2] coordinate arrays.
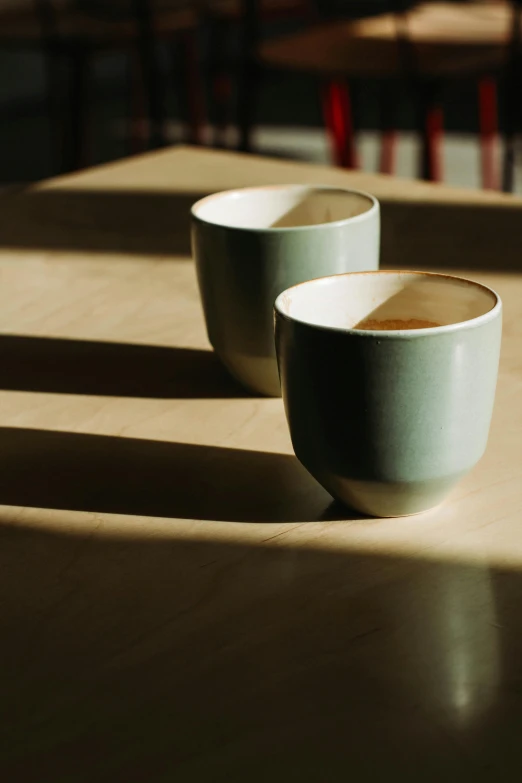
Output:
[[2, 146, 522, 779], [0, 1, 205, 173], [205, 0, 315, 147], [236, 1, 515, 188], [502, 0, 522, 190]]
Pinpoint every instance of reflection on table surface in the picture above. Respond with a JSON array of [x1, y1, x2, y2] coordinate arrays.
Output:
[[0, 512, 520, 781]]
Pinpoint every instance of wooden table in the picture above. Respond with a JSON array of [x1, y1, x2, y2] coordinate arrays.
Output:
[[260, 2, 513, 77], [1, 146, 522, 781]]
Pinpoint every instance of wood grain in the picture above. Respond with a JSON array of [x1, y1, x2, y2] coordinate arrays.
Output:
[[1, 146, 522, 781]]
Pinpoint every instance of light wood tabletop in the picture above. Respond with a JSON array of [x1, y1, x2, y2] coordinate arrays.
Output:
[[1, 145, 522, 781]]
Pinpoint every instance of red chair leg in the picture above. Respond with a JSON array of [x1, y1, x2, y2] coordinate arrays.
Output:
[[322, 80, 358, 168], [479, 77, 500, 190], [423, 104, 444, 181], [322, 81, 340, 166]]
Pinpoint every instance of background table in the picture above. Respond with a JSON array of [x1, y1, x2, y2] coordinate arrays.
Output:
[[1, 146, 522, 781]]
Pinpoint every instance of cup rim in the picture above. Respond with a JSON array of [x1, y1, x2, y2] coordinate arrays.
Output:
[[190, 184, 379, 233], [274, 270, 502, 337]]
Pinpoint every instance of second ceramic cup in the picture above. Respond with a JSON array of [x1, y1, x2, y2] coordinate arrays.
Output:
[[191, 185, 380, 396], [275, 271, 502, 518]]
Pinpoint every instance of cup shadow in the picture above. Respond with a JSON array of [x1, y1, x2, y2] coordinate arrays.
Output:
[[381, 200, 522, 271], [0, 335, 248, 398], [2, 187, 522, 271], [0, 188, 210, 256], [0, 427, 350, 523]]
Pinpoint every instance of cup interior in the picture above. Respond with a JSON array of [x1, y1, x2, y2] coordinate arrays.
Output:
[[275, 271, 498, 331], [192, 185, 374, 230]]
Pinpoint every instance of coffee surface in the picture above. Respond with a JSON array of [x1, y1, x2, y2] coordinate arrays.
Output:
[[356, 317, 441, 331]]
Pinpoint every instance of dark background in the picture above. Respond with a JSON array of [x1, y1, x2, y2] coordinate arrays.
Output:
[[0, 0, 492, 184]]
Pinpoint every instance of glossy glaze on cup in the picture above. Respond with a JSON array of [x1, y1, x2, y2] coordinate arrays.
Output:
[[191, 185, 380, 396], [275, 271, 502, 517]]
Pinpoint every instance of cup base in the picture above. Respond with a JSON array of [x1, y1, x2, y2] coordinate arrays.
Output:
[[215, 349, 282, 397], [317, 472, 467, 518]]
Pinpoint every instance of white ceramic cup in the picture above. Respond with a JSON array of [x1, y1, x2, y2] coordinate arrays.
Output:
[[191, 184, 380, 396], [275, 271, 502, 517]]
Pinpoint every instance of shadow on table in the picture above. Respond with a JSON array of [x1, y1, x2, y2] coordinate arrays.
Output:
[[1, 187, 522, 270], [0, 426, 343, 523], [0, 509, 516, 780], [381, 200, 522, 271], [0, 335, 248, 398], [0, 188, 210, 257]]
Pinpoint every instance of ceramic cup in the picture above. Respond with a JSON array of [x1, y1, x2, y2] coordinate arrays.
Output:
[[275, 271, 502, 517], [191, 185, 379, 396]]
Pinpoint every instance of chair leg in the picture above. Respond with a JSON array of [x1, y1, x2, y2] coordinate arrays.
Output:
[[322, 80, 358, 169], [127, 48, 149, 155], [171, 30, 206, 146], [424, 104, 444, 182], [379, 82, 397, 174], [43, 43, 90, 175], [416, 80, 443, 182], [237, 0, 259, 153], [478, 77, 500, 190], [134, 0, 166, 149], [213, 73, 233, 148], [322, 81, 340, 165], [170, 31, 206, 145], [68, 45, 90, 171], [379, 131, 397, 174], [182, 30, 205, 146], [208, 14, 232, 148], [502, 113, 516, 193], [236, 57, 259, 153], [411, 78, 444, 182], [502, 2, 522, 192], [43, 46, 66, 175], [502, 48, 522, 192]]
